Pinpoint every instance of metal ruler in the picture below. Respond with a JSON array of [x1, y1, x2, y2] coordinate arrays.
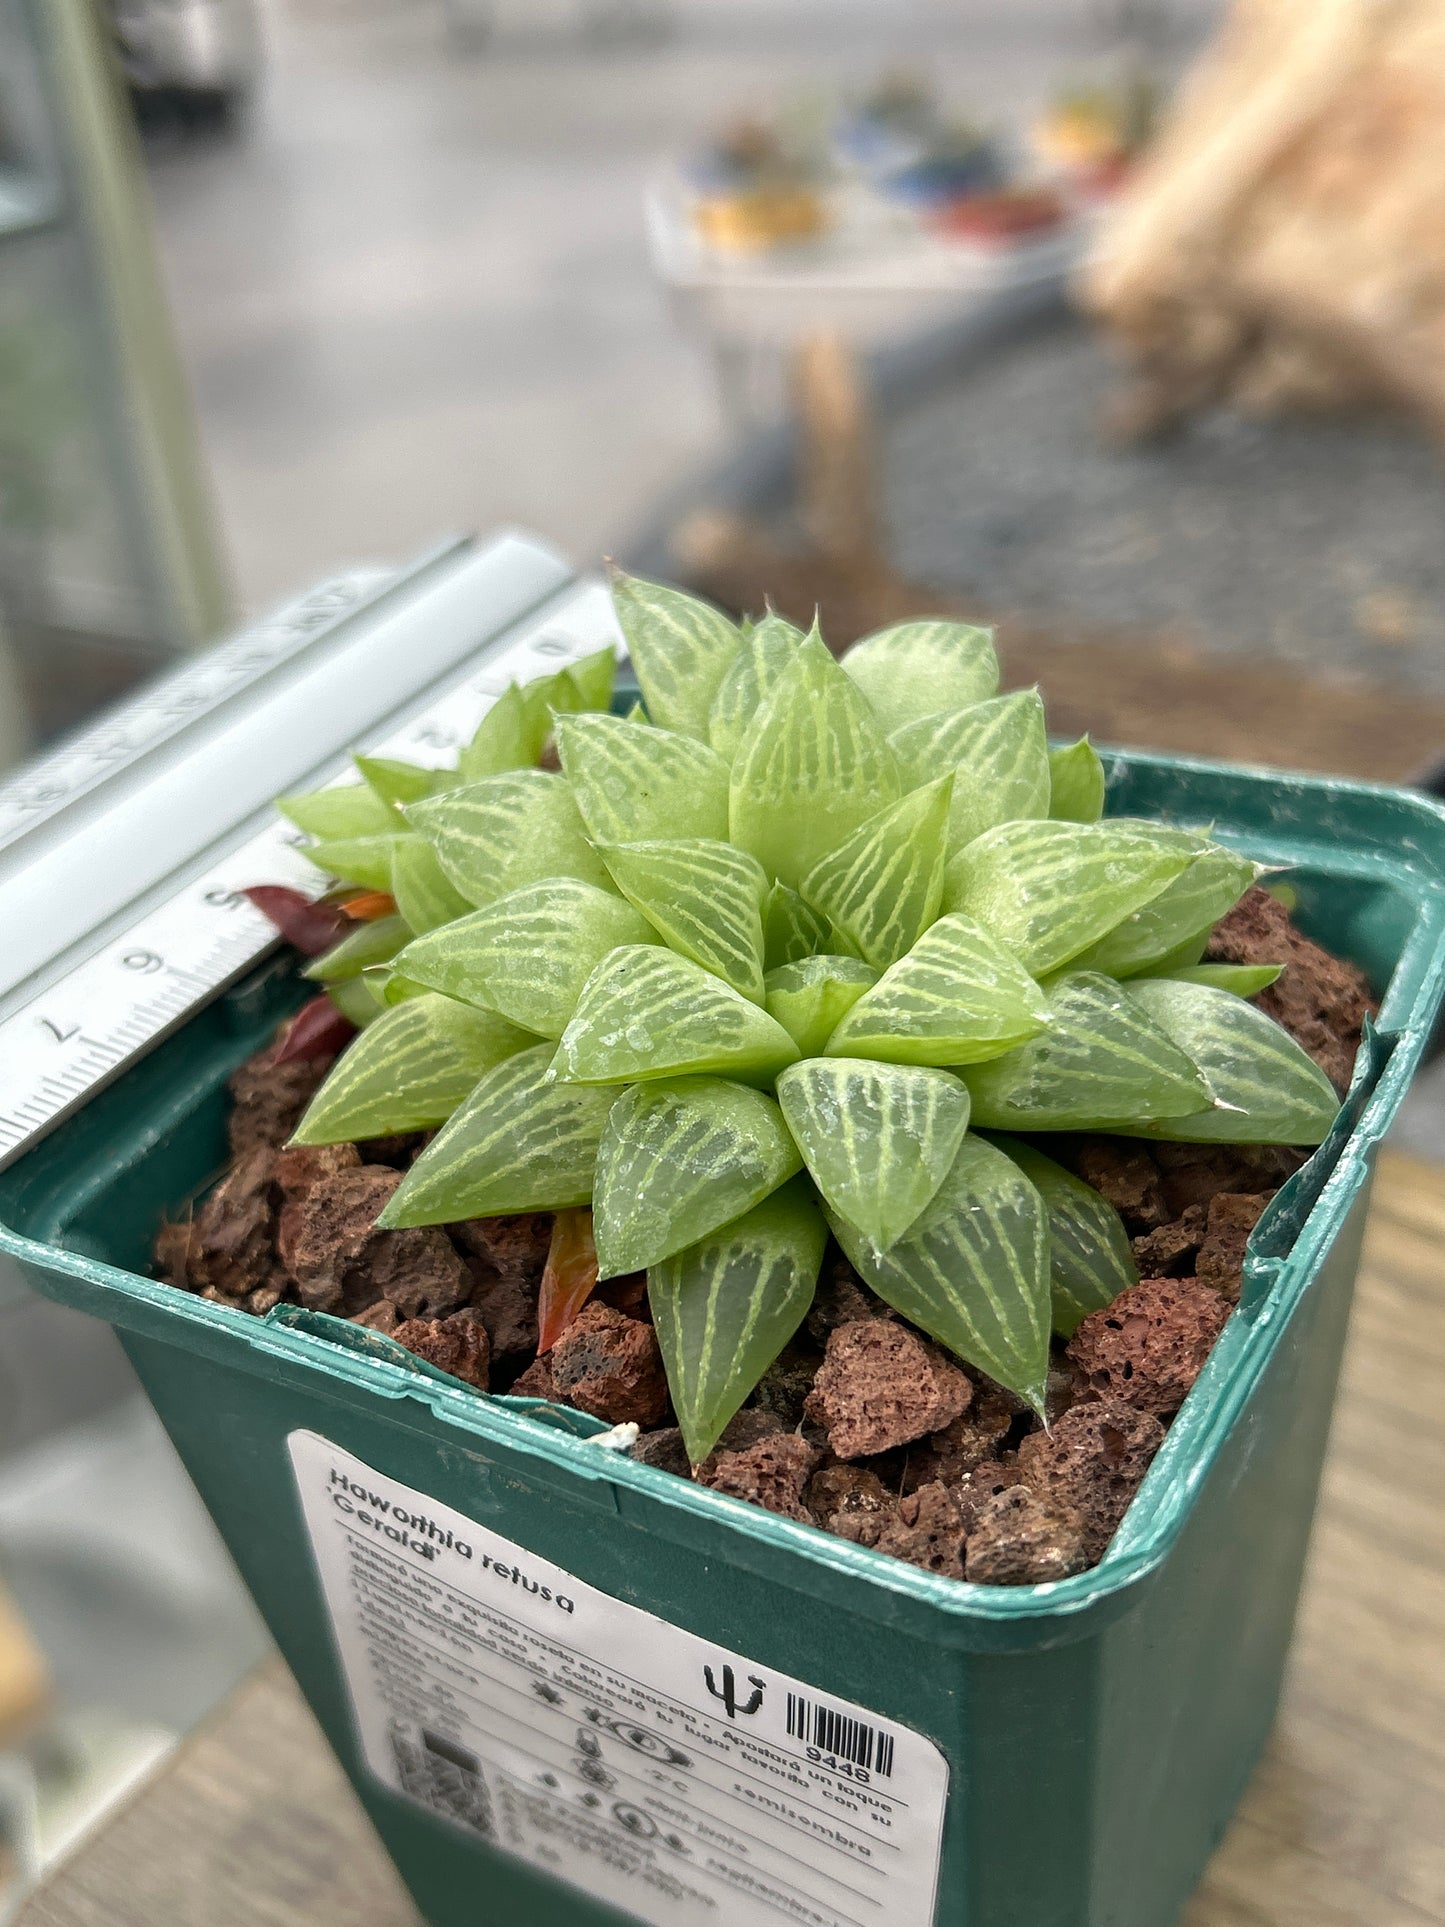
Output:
[[0, 532, 624, 1173]]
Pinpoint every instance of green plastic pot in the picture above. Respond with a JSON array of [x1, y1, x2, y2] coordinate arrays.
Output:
[[4, 749, 1444, 1927]]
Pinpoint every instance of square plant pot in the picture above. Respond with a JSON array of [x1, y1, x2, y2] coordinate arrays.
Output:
[[3, 749, 1444, 1927]]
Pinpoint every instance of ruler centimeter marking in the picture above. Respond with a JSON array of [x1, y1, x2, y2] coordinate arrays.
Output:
[[0, 581, 621, 1171]]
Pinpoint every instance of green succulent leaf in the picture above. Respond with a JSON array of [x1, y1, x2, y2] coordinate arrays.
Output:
[[390, 838, 473, 934], [800, 775, 952, 970], [303, 914, 411, 984], [890, 691, 1049, 854], [302, 833, 413, 893], [458, 684, 536, 783], [826, 1133, 1050, 1412], [277, 783, 395, 840], [562, 643, 617, 713], [988, 1136, 1138, 1338], [825, 911, 1050, 1066], [707, 611, 805, 764], [601, 838, 768, 1001], [1124, 979, 1339, 1144], [610, 573, 742, 739], [776, 1057, 970, 1251], [1048, 738, 1107, 823], [944, 820, 1199, 978], [292, 994, 536, 1145], [763, 881, 839, 970], [1154, 962, 1283, 997], [730, 635, 901, 890], [326, 977, 385, 1028], [379, 1043, 622, 1225], [554, 946, 800, 1086], [354, 755, 440, 811], [406, 770, 614, 907], [963, 970, 1212, 1131], [393, 880, 656, 1037], [841, 619, 999, 734], [555, 712, 730, 845], [1071, 842, 1260, 977], [362, 966, 428, 1006], [764, 956, 878, 1056], [650, 1177, 827, 1464], [592, 1077, 803, 1276]]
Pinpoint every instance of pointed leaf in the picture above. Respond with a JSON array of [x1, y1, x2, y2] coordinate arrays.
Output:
[[825, 911, 1050, 1066], [611, 573, 742, 739], [708, 611, 804, 763], [650, 1177, 827, 1464], [354, 755, 440, 810], [458, 684, 535, 782], [292, 994, 536, 1144], [302, 833, 413, 893], [763, 881, 838, 969], [1049, 738, 1106, 823], [800, 776, 952, 969], [841, 619, 998, 734], [730, 636, 901, 890], [537, 1209, 600, 1354], [278, 783, 395, 840], [394, 880, 657, 1037], [602, 839, 767, 1001], [379, 1043, 622, 1224], [554, 947, 800, 1086], [389, 837, 472, 934], [1152, 962, 1283, 997], [944, 820, 1198, 977], [776, 1058, 969, 1251], [1071, 842, 1260, 977], [989, 1136, 1138, 1338], [826, 1134, 1050, 1411], [556, 712, 729, 844], [406, 770, 614, 906], [593, 1077, 802, 1276], [1125, 979, 1339, 1144], [326, 977, 384, 1029], [563, 643, 618, 714], [963, 970, 1212, 1131], [363, 966, 428, 1006], [765, 956, 878, 1056], [303, 914, 411, 984], [891, 692, 1049, 854]]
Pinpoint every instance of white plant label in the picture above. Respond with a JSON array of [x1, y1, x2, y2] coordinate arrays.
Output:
[[290, 1431, 949, 1927]]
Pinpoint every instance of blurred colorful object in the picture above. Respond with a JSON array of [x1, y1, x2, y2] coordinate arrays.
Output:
[[687, 116, 829, 254]]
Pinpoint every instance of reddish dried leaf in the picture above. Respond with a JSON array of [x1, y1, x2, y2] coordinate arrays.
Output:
[[341, 890, 399, 922], [244, 886, 349, 956], [537, 1208, 600, 1354], [275, 994, 357, 1064]]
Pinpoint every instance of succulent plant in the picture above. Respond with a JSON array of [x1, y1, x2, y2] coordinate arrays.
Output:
[[277, 578, 1338, 1460]]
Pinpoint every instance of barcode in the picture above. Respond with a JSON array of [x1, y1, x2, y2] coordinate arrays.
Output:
[[785, 1693, 895, 1777]]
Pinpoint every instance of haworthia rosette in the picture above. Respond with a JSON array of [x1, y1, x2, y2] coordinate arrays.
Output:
[[555, 712, 730, 845], [392, 880, 657, 1037], [776, 1056, 970, 1251], [406, 770, 614, 907], [554, 946, 801, 1086], [378, 1043, 621, 1224], [707, 611, 806, 765], [825, 911, 1050, 1066], [989, 1135, 1138, 1337], [390, 838, 473, 935], [890, 691, 1050, 854], [841, 619, 999, 734], [610, 574, 742, 739], [764, 956, 878, 1057], [1048, 738, 1106, 823], [601, 839, 768, 1001], [730, 636, 901, 891], [800, 775, 952, 969], [1072, 842, 1260, 977], [650, 1177, 827, 1464], [826, 1133, 1051, 1412], [291, 994, 537, 1145], [592, 1077, 802, 1276], [962, 970, 1213, 1131]]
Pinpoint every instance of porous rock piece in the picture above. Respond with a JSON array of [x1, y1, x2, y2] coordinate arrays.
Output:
[[749, 1343, 822, 1427], [508, 1354, 557, 1400], [284, 1165, 470, 1320], [805, 1320, 973, 1461], [873, 1482, 968, 1578], [1150, 1140, 1306, 1217], [630, 1428, 692, 1478], [595, 1273, 650, 1319], [226, 1044, 334, 1157], [694, 1410, 787, 1480], [549, 1302, 669, 1427], [182, 1146, 277, 1301], [900, 1380, 1015, 1492], [1207, 884, 1374, 1092], [806, 1465, 896, 1548], [1131, 1204, 1206, 1279], [965, 1487, 1091, 1586], [1016, 1397, 1166, 1560], [1196, 1192, 1272, 1302], [465, 1265, 539, 1362], [353, 1301, 401, 1334], [273, 1141, 361, 1202], [805, 1254, 894, 1345], [696, 1434, 822, 1523], [392, 1309, 491, 1391], [1066, 1275, 1231, 1417], [1072, 1139, 1169, 1233], [452, 1213, 553, 1288], [951, 1460, 1028, 1535]]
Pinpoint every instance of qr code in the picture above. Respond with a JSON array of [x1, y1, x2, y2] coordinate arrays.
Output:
[[389, 1724, 496, 1838]]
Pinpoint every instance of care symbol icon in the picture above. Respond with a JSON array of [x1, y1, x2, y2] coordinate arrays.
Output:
[[703, 1664, 765, 1719]]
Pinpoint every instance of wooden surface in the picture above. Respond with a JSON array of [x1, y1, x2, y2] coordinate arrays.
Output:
[[17, 1149, 1445, 1927]]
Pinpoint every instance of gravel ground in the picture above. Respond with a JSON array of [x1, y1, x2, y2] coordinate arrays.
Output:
[[883, 312, 1445, 693]]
